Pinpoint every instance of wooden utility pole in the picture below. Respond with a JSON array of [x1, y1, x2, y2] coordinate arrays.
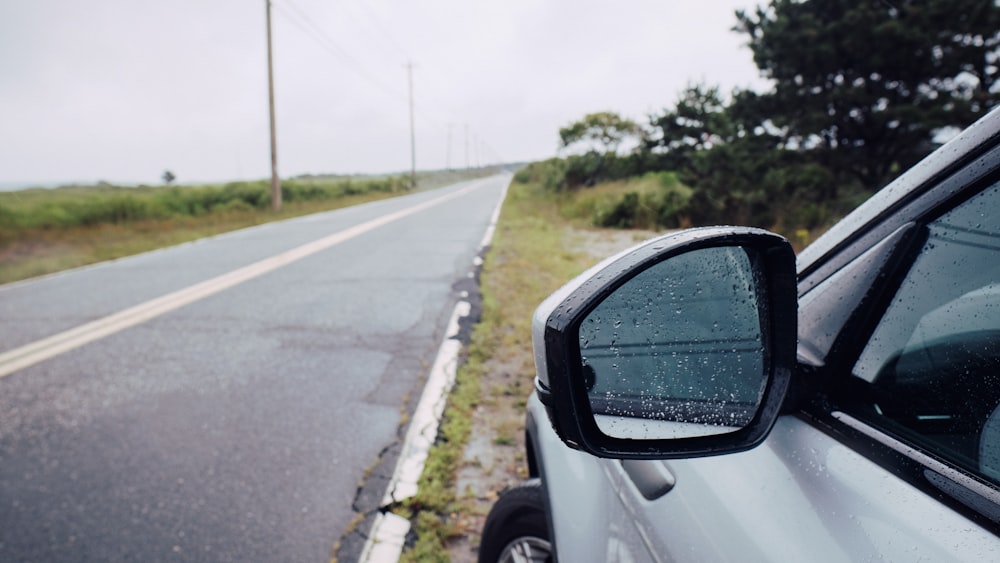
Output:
[[266, 0, 281, 211], [446, 123, 454, 171], [405, 61, 416, 189], [474, 133, 480, 168]]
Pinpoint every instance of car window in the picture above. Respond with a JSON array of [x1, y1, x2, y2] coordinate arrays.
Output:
[[845, 181, 1000, 485]]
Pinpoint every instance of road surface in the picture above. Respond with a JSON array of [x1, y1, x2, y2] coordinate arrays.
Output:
[[0, 175, 509, 562]]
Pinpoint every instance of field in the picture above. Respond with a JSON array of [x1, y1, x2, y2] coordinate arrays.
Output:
[[0, 168, 501, 285]]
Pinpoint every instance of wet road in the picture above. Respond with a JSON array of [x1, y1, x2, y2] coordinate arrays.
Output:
[[0, 175, 508, 562]]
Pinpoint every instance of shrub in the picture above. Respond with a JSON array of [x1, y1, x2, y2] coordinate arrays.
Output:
[[511, 159, 569, 192], [597, 192, 642, 228], [223, 181, 270, 208], [212, 199, 255, 214], [513, 167, 533, 184]]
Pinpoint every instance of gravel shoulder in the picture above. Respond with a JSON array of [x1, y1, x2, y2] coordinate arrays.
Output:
[[446, 227, 661, 562]]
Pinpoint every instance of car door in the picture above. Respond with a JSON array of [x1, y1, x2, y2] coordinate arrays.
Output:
[[601, 155, 1000, 561]]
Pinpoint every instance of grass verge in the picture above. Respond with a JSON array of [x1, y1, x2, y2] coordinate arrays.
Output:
[[396, 179, 648, 561], [395, 170, 844, 560]]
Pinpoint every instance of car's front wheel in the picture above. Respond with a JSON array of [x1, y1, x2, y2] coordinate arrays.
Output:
[[478, 478, 552, 563]]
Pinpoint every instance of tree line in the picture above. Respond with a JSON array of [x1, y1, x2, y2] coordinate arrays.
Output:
[[520, 0, 1000, 240]]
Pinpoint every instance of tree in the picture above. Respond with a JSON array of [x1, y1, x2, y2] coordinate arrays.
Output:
[[162, 170, 176, 184], [557, 112, 642, 188], [646, 84, 775, 169], [645, 84, 840, 228], [736, 0, 1000, 189], [647, 84, 738, 153], [559, 111, 640, 155]]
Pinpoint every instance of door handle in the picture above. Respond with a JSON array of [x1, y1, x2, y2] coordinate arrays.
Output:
[[621, 459, 675, 500]]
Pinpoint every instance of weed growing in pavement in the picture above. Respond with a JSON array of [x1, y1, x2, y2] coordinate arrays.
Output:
[[492, 434, 515, 447]]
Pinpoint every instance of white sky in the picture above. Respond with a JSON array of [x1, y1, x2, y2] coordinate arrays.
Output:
[[0, 0, 765, 187]]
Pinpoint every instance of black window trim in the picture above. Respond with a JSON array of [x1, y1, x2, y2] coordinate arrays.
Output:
[[795, 145, 1000, 531], [793, 406, 1000, 532], [799, 146, 1000, 377], [833, 410, 1000, 523], [798, 141, 1000, 297], [797, 116, 1000, 284]]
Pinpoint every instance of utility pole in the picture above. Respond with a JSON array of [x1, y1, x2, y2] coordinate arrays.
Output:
[[405, 61, 416, 189], [446, 123, 454, 171], [266, 0, 281, 211], [464, 123, 470, 170], [474, 134, 480, 169]]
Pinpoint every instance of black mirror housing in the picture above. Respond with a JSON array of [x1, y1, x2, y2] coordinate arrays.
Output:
[[533, 227, 797, 459]]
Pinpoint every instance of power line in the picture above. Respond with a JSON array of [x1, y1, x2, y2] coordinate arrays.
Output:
[[268, 1, 506, 171], [276, 1, 458, 142], [278, 1, 467, 140], [273, 0, 405, 102], [353, 0, 412, 62]]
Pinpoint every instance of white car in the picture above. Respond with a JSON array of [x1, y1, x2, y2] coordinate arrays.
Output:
[[479, 107, 1000, 562]]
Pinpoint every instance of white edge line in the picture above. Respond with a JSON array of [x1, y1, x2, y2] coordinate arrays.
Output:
[[382, 300, 471, 506], [477, 173, 510, 250], [358, 300, 469, 563], [358, 512, 412, 563], [359, 176, 510, 563]]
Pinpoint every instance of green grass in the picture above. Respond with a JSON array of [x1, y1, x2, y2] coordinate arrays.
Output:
[[0, 190, 395, 284], [0, 168, 502, 285], [0, 177, 405, 229]]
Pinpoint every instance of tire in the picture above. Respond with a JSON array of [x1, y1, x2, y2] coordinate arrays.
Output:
[[478, 478, 553, 563]]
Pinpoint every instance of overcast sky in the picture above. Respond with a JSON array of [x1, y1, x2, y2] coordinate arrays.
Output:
[[1, 0, 766, 187]]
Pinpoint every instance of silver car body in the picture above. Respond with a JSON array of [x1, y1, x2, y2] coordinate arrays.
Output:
[[528, 394, 998, 562], [525, 108, 1000, 561]]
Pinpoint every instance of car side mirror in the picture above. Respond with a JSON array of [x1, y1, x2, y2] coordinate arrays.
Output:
[[533, 227, 797, 459]]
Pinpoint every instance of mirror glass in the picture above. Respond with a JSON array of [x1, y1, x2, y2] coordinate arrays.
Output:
[[579, 246, 767, 440]]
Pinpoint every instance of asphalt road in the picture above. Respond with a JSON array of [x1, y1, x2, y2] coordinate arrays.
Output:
[[0, 175, 509, 562]]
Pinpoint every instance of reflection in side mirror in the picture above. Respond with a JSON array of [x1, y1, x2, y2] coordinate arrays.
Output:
[[533, 227, 796, 460], [579, 247, 766, 440]]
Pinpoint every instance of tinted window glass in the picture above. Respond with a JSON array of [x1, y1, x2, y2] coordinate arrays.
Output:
[[848, 182, 1000, 484]]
